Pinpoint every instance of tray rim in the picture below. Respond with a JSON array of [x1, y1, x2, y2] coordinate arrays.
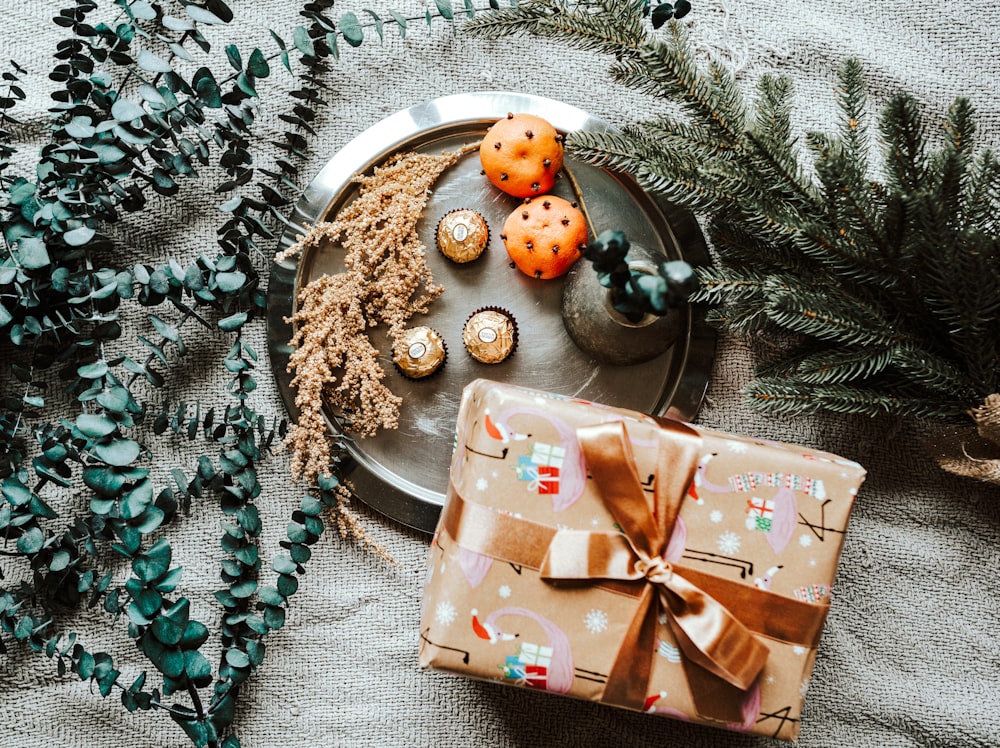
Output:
[[266, 91, 716, 533]]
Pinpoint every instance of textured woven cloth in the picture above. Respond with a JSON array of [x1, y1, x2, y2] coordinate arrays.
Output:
[[3, 1, 999, 746]]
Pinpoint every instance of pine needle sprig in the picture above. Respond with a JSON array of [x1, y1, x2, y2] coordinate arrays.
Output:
[[743, 380, 969, 420], [464, 0, 648, 57], [761, 345, 897, 386]]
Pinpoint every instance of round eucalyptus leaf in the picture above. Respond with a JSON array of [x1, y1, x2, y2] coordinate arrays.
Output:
[[76, 413, 117, 437], [300, 495, 323, 516], [63, 226, 97, 247], [132, 538, 172, 582], [276, 573, 298, 597], [262, 605, 285, 630], [120, 478, 154, 520], [225, 648, 250, 669], [229, 579, 258, 599], [89, 496, 115, 514], [133, 506, 165, 533], [154, 566, 184, 593], [112, 97, 146, 122], [2, 477, 32, 506], [179, 620, 209, 650], [16, 236, 50, 269], [16, 526, 45, 554], [84, 466, 127, 497], [49, 549, 71, 572], [133, 588, 163, 618], [93, 438, 141, 467], [286, 522, 308, 544], [651, 2, 675, 28], [137, 50, 172, 73], [289, 543, 312, 564], [271, 554, 298, 575], [157, 647, 186, 679], [184, 650, 213, 686], [258, 586, 285, 607], [95, 386, 131, 413]]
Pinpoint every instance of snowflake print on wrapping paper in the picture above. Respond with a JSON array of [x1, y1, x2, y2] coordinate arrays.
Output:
[[498, 585, 511, 599], [710, 510, 723, 524], [717, 531, 741, 555], [435, 601, 456, 626], [476, 477, 488, 492], [799, 533, 813, 548], [584, 609, 608, 634], [727, 441, 749, 453]]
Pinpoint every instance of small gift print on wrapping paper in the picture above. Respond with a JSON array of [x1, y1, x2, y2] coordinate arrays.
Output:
[[420, 380, 866, 742]]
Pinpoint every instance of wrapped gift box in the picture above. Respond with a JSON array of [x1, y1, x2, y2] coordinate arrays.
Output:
[[419, 380, 866, 740]]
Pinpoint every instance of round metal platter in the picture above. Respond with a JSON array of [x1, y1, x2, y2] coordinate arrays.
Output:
[[267, 92, 715, 533]]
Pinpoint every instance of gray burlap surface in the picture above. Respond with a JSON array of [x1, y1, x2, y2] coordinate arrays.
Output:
[[2, 1, 999, 746]]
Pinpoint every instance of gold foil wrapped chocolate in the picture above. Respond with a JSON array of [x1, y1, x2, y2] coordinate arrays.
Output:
[[393, 326, 446, 379], [462, 308, 517, 364], [436, 209, 489, 263]]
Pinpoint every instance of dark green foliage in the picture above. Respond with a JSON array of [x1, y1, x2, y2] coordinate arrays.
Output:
[[0, 1, 489, 746], [471, 2, 999, 422], [582, 229, 697, 322]]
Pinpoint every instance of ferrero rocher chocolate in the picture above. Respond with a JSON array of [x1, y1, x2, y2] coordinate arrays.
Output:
[[462, 309, 516, 364], [393, 326, 446, 379], [436, 209, 489, 263]]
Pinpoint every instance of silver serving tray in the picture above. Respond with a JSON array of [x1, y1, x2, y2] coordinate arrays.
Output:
[[267, 92, 715, 533]]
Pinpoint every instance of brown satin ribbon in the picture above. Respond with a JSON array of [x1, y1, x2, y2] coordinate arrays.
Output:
[[442, 419, 830, 723]]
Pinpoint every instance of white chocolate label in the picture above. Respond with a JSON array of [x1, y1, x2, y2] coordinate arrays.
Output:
[[408, 342, 427, 358], [452, 223, 469, 242], [478, 328, 497, 343]]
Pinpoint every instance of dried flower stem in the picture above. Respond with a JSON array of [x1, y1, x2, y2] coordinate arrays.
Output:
[[279, 145, 475, 482]]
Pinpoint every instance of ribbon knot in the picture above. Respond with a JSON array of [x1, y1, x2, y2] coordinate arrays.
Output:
[[635, 554, 672, 584]]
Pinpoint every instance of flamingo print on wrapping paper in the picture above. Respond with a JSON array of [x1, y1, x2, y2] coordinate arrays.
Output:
[[694, 453, 800, 555], [483, 407, 587, 512], [470, 607, 575, 693]]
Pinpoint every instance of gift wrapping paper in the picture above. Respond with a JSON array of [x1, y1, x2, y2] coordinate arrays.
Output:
[[419, 380, 866, 740]]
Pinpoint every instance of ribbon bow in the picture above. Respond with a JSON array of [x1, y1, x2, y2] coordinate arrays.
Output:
[[539, 421, 770, 723]]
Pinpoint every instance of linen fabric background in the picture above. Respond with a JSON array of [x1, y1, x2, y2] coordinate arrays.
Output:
[[2, 1, 999, 747]]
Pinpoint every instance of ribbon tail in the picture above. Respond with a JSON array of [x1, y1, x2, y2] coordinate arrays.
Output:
[[663, 573, 770, 689], [681, 657, 756, 724], [663, 573, 771, 722], [601, 584, 658, 711]]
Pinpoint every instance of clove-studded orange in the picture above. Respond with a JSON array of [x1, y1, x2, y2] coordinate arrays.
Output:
[[480, 112, 564, 198], [501, 195, 587, 279]]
